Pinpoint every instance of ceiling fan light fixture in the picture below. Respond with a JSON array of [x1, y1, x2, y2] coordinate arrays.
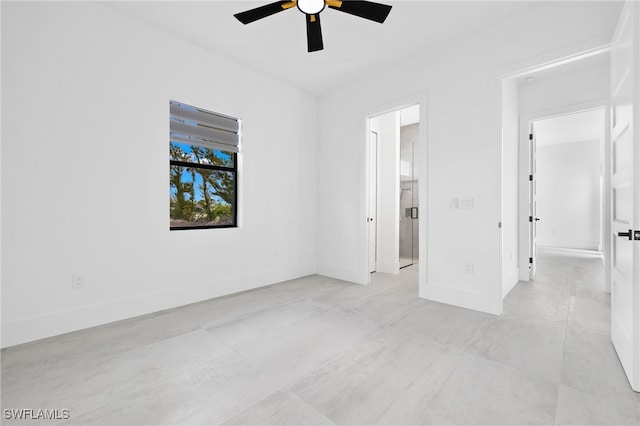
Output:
[[297, 0, 326, 15]]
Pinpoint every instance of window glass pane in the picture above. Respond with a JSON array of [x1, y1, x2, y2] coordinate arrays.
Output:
[[170, 142, 234, 168], [170, 165, 235, 228]]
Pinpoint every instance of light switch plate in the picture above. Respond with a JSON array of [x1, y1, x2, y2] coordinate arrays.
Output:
[[461, 198, 474, 209]]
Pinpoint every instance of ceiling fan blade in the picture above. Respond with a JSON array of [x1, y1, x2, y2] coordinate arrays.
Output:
[[327, 0, 392, 23], [234, 1, 296, 25], [306, 14, 324, 52]]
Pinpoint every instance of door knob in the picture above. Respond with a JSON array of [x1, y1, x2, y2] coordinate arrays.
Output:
[[535, 217, 540, 221], [618, 230, 632, 240]]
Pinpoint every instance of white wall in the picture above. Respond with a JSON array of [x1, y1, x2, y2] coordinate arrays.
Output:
[[316, 1, 621, 314], [502, 78, 520, 297], [536, 139, 602, 250], [519, 54, 611, 116], [1, 2, 317, 347], [370, 112, 400, 274]]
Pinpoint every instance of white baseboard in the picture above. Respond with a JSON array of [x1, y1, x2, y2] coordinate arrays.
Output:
[[537, 242, 600, 251], [502, 268, 520, 297], [419, 282, 497, 315], [1, 264, 316, 348], [316, 263, 364, 285], [538, 246, 603, 258]]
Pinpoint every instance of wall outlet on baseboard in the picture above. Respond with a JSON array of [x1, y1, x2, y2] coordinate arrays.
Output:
[[465, 263, 474, 274], [72, 275, 85, 289]]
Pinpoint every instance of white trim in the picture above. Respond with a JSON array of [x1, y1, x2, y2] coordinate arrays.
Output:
[[502, 269, 520, 297], [0, 0, 3, 354], [491, 36, 612, 79], [421, 282, 496, 315], [537, 246, 604, 258], [316, 263, 364, 285]]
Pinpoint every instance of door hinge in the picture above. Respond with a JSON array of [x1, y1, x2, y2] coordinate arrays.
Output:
[[529, 174, 533, 181], [529, 257, 533, 264]]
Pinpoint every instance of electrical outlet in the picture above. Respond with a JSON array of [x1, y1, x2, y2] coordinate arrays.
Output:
[[465, 263, 474, 274], [72, 275, 84, 289]]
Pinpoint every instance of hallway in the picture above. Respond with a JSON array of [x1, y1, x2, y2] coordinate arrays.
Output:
[[2, 255, 639, 425], [503, 249, 639, 424]]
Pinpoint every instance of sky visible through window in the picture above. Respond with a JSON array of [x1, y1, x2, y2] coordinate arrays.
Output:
[[170, 141, 233, 204]]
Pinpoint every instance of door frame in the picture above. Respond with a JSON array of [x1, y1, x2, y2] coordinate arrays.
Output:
[[362, 92, 428, 289], [518, 101, 611, 291], [368, 130, 378, 273], [528, 121, 538, 281], [493, 36, 612, 314]]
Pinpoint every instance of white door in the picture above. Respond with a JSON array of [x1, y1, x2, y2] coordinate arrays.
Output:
[[529, 123, 538, 280], [610, 0, 639, 392], [368, 131, 378, 273]]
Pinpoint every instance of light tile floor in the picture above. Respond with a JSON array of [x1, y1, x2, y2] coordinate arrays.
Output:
[[2, 251, 639, 425]]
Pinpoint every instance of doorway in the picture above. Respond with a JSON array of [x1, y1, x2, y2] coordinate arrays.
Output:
[[399, 106, 420, 268], [498, 4, 639, 391], [367, 104, 420, 275], [528, 108, 607, 278]]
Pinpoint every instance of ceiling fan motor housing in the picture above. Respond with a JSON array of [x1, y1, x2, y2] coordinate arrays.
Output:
[[234, 0, 393, 52], [297, 0, 326, 15]]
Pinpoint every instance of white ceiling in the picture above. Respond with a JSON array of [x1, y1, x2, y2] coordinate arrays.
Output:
[[102, 0, 543, 95], [535, 109, 605, 147]]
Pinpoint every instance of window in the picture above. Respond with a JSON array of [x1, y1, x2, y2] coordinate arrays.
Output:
[[169, 101, 240, 230]]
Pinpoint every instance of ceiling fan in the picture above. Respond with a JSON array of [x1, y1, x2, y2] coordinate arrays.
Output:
[[234, 0, 393, 52]]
